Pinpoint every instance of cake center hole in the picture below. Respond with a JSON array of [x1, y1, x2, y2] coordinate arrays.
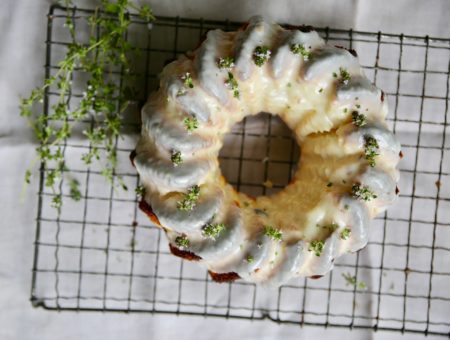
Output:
[[219, 112, 300, 197]]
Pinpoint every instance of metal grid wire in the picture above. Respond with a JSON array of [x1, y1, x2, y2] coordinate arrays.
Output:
[[31, 4, 450, 336]]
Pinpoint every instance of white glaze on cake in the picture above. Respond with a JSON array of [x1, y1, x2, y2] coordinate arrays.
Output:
[[134, 16, 401, 286]]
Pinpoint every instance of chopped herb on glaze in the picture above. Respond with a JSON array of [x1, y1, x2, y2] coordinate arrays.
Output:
[[351, 111, 367, 127], [218, 56, 235, 70], [327, 182, 333, 187], [177, 185, 200, 211], [175, 235, 190, 249], [340, 228, 351, 240], [334, 67, 351, 84], [246, 254, 254, 263], [290, 43, 312, 60], [364, 136, 380, 167], [181, 72, 194, 88], [318, 88, 323, 93], [352, 184, 377, 201], [322, 223, 339, 232], [183, 116, 198, 132], [253, 45, 271, 66], [225, 72, 240, 98], [342, 273, 366, 289], [176, 88, 187, 97], [264, 225, 283, 241], [171, 150, 183, 166], [309, 240, 325, 256], [202, 223, 225, 239], [135, 185, 145, 198]]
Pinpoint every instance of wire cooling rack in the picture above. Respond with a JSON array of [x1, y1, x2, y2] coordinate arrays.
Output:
[[31, 4, 450, 337]]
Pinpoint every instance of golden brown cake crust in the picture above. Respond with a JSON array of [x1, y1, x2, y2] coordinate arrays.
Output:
[[169, 244, 202, 261], [208, 271, 241, 283], [138, 199, 162, 226]]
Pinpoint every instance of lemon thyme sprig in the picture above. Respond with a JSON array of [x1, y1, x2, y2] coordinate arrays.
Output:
[[19, 0, 155, 209], [69, 179, 81, 201], [351, 110, 367, 127], [308, 240, 325, 256], [177, 185, 200, 211], [290, 43, 312, 60], [225, 72, 240, 98], [264, 225, 283, 241], [202, 223, 225, 239], [253, 45, 271, 66], [352, 184, 377, 201], [342, 273, 367, 290], [364, 136, 380, 167]]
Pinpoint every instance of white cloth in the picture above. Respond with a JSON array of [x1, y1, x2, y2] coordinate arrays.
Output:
[[1, 0, 449, 339]]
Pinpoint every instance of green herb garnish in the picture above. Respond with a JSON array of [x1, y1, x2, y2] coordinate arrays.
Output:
[[19, 0, 155, 209], [264, 225, 283, 241], [69, 179, 81, 201], [327, 182, 333, 187], [309, 240, 325, 256], [135, 185, 145, 198], [51, 195, 62, 209], [202, 223, 225, 239], [171, 150, 183, 166], [290, 43, 312, 60], [175, 235, 190, 249], [218, 56, 235, 70], [364, 136, 379, 167], [177, 185, 200, 211], [337, 67, 351, 84], [352, 184, 377, 201], [253, 45, 271, 66], [225, 72, 239, 98], [246, 254, 254, 263], [342, 273, 366, 290], [351, 111, 367, 127], [181, 72, 194, 89], [340, 227, 351, 240], [184, 116, 198, 132], [322, 223, 339, 232]]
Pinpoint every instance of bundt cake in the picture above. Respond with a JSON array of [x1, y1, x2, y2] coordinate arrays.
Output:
[[132, 17, 401, 286]]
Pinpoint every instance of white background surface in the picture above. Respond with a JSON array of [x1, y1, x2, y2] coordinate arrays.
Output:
[[1, 0, 449, 339]]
